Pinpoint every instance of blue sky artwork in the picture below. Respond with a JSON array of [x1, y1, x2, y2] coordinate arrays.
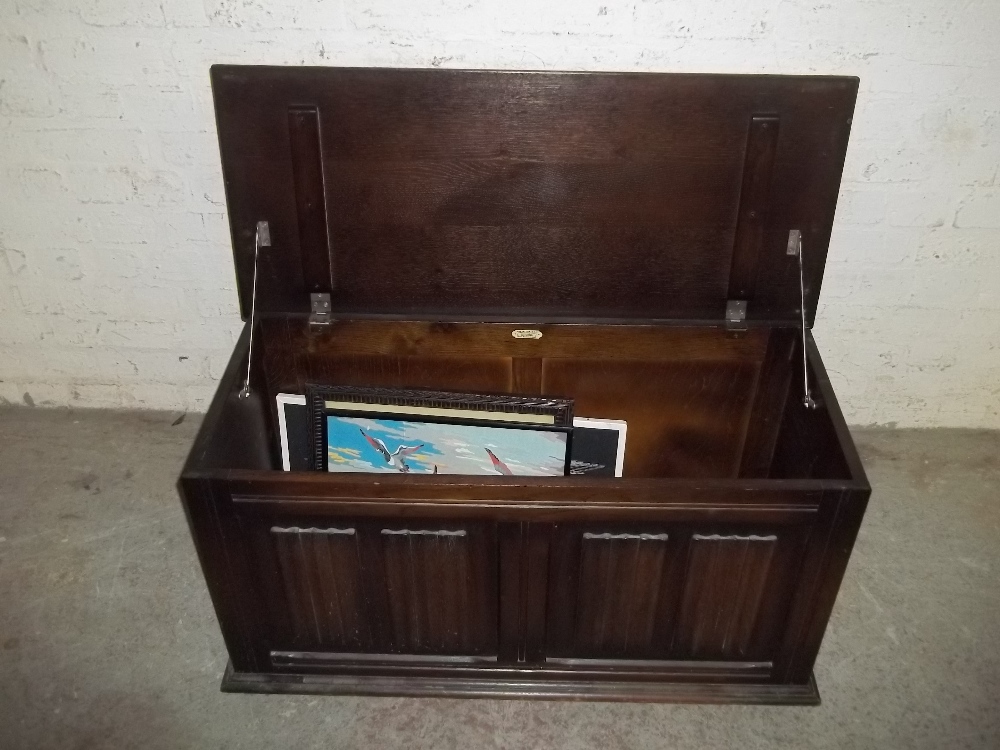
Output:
[[326, 415, 567, 475]]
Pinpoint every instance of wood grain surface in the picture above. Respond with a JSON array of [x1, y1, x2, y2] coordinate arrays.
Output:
[[211, 67, 856, 324], [179, 67, 869, 703]]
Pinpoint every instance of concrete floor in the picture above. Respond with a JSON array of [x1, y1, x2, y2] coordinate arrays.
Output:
[[0, 408, 996, 750]]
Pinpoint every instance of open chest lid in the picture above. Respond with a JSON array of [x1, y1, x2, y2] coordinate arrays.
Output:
[[211, 65, 857, 327]]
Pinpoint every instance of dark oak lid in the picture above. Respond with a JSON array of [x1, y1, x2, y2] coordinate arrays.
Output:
[[211, 66, 856, 326]]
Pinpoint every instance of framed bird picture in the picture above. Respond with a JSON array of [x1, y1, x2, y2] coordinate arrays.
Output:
[[306, 386, 573, 476]]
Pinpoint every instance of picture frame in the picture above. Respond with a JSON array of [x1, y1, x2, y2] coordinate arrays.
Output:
[[275, 393, 310, 471], [307, 386, 573, 476], [570, 417, 628, 477], [280, 391, 625, 477]]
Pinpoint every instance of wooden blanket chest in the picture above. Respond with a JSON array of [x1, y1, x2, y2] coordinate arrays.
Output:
[[179, 65, 870, 704]]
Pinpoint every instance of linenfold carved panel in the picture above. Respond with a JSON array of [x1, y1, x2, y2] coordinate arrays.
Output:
[[546, 525, 802, 663], [270, 525, 374, 650], [378, 527, 496, 654], [573, 531, 672, 655], [674, 534, 778, 659], [267, 523, 497, 656]]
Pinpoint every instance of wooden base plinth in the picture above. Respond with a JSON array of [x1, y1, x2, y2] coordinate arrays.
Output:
[[221, 662, 820, 705]]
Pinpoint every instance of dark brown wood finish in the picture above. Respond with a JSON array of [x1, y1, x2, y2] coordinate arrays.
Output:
[[498, 522, 550, 664], [287, 106, 333, 293], [179, 67, 870, 704], [728, 115, 780, 302], [266, 524, 372, 650], [739, 328, 798, 478], [546, 527, 679, 659], [212, 67, 856, 324], [258, 318, 776, 479], [674, 532, 781, 659], [180, 325, 869, 700]]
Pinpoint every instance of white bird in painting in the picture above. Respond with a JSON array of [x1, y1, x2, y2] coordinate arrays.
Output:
[[360, 429, 424, 473], [485, 448, 513, 475]]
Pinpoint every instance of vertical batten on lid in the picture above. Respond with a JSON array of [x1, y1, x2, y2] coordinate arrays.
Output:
[[288, 105, 334, 296], [728, 115, 781, 317]]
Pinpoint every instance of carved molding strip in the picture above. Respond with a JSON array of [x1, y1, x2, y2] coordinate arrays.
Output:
[[270, 526, 356, 535]]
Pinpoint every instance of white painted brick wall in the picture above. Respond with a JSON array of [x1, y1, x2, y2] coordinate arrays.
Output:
[[1, 0, 998, 426]]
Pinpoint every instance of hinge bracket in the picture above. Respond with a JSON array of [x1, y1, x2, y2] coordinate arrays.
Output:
[[256, 220, 271, 248], [725, 299, 747, 331], [310, 292, 331, 325]]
